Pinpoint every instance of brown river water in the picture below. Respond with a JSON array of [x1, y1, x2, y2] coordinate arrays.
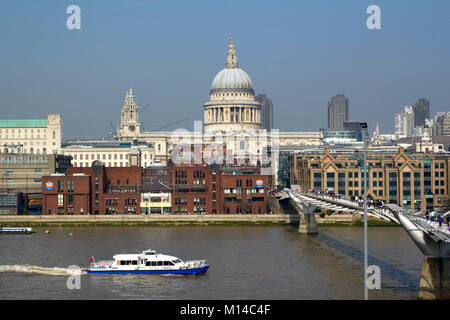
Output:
[[0, 225, 422, 299]]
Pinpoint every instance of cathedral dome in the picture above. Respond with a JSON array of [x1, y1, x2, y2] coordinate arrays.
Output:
[[210, 34, 254, 93], [211, 67, 253, 90]]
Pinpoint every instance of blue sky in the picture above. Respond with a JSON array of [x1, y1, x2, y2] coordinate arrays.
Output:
[[1, 0, 449, 137]]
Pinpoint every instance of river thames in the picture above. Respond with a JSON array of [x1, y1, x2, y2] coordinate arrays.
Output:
[[0, 225, 422, 299]]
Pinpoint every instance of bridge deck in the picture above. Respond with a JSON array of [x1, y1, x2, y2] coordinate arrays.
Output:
[[286, 189, 450, 243]]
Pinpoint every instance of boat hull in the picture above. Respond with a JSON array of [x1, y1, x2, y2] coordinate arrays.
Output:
[[0, 228, 33, 234], [87, 266, 209, 275]]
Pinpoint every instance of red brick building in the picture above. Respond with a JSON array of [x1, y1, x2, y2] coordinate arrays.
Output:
[[216, 166, 268, 214], [170, 164, 269, 214], [42, 161, 141, 215], [42, 159, 269, 215], [171, 164, 214, 214]]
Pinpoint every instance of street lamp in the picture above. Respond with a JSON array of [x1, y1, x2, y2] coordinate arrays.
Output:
[[360, 122, 369, 300]]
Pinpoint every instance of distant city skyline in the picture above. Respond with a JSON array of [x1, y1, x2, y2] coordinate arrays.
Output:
[[1, 1, 450, 137]]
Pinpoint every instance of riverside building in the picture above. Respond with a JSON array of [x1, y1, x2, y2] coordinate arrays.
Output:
[[289, 146, 450, 211], [61, 137, 155, 168], [171, 163, 268, 215], [41, 159, 269, 215], [0, 153, 72, 195], [0, 115, 62, 155], [42, 160, 142, 215]]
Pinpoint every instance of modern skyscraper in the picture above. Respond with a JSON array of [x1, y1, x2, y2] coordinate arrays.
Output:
[[395, 106, 415, 137], [412, 98, 430, 127], [255, 94, 273, 131], [432, 111, 450, 136], [328, 95, 349, 129]]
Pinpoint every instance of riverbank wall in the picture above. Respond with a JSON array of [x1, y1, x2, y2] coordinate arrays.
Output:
[[0, 213, 398, 227]]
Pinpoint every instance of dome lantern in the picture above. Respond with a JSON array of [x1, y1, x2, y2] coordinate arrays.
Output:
[[210, 34, 253, 92]]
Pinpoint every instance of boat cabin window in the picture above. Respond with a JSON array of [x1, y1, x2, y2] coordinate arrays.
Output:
[[120, 260, 138, 265], [173, 259, 182, 263], [163, 261, 173, 266], [157, 261, 163, 266], [145, 252, 155, 255]]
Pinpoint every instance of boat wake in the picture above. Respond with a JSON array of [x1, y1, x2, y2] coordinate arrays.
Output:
[[0, 265, 86, 276]]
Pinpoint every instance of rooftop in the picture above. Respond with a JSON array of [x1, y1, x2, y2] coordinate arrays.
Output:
[[0, 119, 48, 128]]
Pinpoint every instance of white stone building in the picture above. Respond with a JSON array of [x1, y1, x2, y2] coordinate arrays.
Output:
[[0, 114, 62, 155], [61, 138, 155, 168]]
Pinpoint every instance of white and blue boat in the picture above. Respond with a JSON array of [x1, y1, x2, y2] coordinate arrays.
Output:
[[86, 249, 209, 275], [0, 227, 33, 234]]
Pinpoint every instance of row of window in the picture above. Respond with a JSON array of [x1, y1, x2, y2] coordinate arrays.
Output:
[[56, 180, 74, 192], [73, 162, 150, 168], [225, 206, 264, 214], [4, 178, 42, 183], [235, 179, 254, 187], [224, 188, 264, 194], [73, 153, 130, 161], [57, 194, 74, 206]]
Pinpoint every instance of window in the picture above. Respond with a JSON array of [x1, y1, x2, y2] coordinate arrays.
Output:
[[57, 180, 63, 192], [68, 180, 74, 192], [58, 194, 64, 206]]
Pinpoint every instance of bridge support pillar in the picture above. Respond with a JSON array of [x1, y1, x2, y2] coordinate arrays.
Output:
[[298, 203, 318, 234], [418, 257, 450, 300]]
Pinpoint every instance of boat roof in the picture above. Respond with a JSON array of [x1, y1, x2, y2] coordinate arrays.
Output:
[[113, 249, 180, 261]]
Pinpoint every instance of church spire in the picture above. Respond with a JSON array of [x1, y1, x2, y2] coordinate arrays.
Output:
[[128, 85, 134, 98], [226, 34, 238, 69]]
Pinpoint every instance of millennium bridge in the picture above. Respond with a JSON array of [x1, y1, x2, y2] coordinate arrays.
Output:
[[275, 187, 450, 299]]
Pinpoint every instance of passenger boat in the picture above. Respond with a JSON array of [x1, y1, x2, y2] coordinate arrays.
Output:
[[0, 227, 34, 234], [86, 249, 209, 275]]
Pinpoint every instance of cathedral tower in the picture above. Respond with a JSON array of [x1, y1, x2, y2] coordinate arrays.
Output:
[[118, 86, 141, 139]]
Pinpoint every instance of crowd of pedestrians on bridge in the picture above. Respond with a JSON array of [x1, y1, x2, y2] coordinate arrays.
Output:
[[300, 188, 385, 209], [425, 211, 450, 230], [298, 187, 450, 230]]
